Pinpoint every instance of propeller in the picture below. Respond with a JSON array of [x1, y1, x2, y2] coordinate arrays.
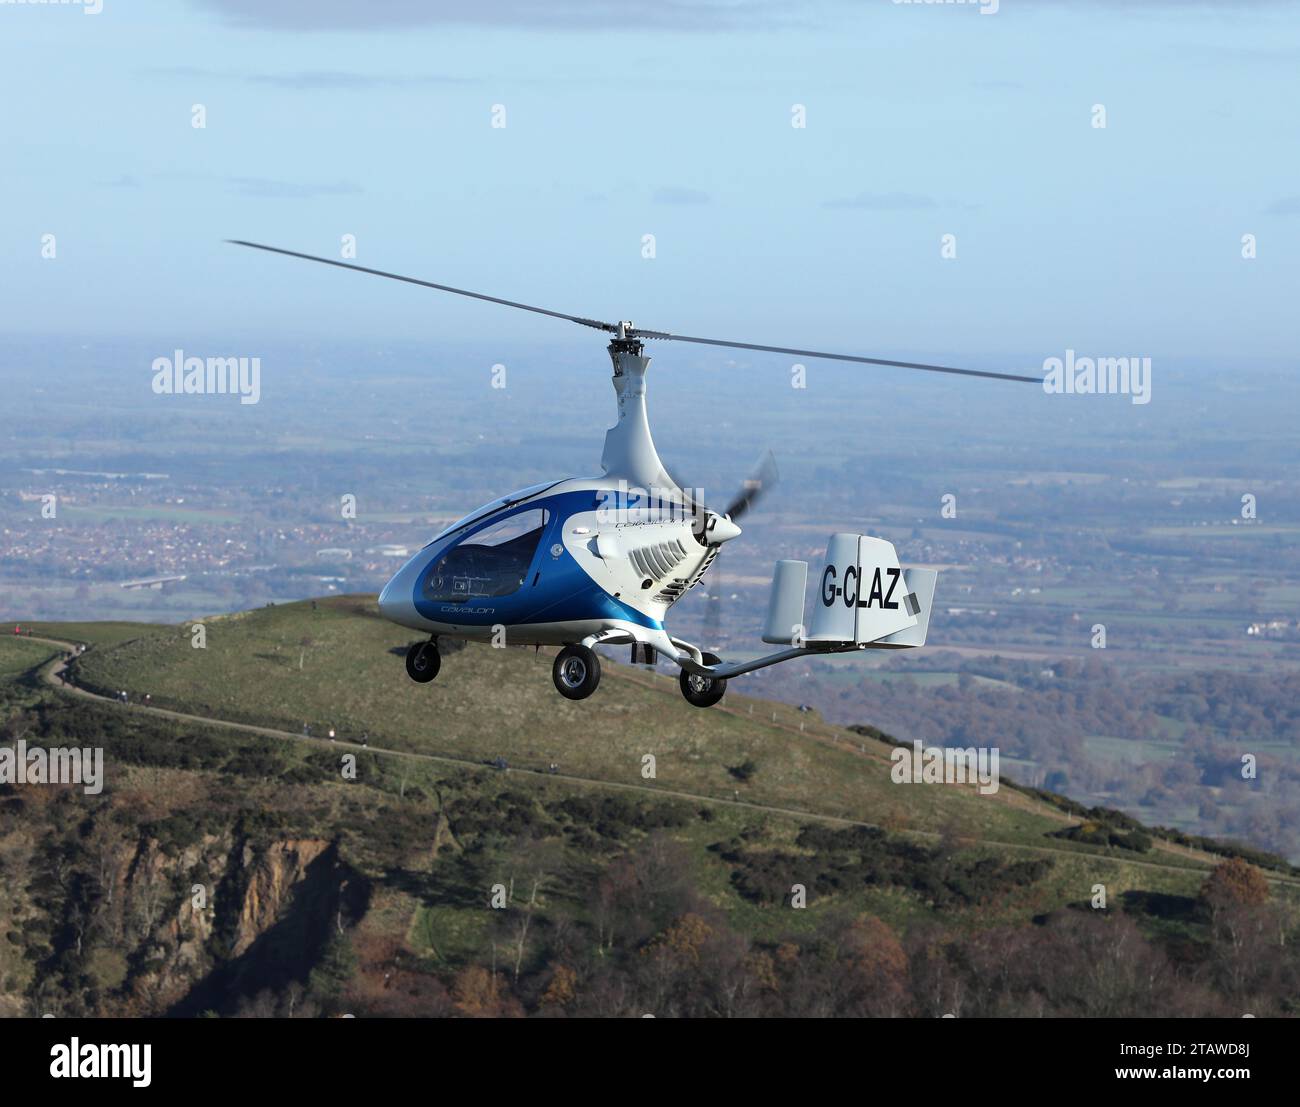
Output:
[[226, 240, 1041, 384], [694, 451, 781, 648], [686, 449, 778, 544], [723, 449, 779, 522]]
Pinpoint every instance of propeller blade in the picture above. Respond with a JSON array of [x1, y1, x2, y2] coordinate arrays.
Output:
[[701, 572, 723, 644], [725, 450, 779, 521], [635, 328, 1040, 384], [225, 240, 615, 333]]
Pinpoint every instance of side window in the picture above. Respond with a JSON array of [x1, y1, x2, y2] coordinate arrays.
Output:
[[423, 509, 549, 603]]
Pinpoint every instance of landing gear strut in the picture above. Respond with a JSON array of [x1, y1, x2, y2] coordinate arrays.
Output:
[[405, 640, 441, 684], [680, 651, 727, 708], [553, 644, 601, 700]]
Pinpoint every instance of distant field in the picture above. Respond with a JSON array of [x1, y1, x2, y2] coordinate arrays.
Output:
[[860, 670, 1023, 693], [1145, 524, 1298, 539], [1011, 472, 1108, 485], [1084, 735, 1181, 766], [811, 669, 1025, 696], [1156, 477, 1266, 490], [59, 504, 243, 524], [6, 584, 267, 626]]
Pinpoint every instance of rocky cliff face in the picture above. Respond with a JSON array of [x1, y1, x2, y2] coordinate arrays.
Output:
[[231, 838, 336, 957], [4, 816, 369, 1017], [167, 834, 368, 1017]]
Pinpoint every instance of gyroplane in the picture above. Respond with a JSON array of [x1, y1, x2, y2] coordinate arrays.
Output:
[[230, 241, 1037, 706]]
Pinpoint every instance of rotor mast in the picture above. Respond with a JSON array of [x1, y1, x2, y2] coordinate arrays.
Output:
[[601, 321, 678, 493]]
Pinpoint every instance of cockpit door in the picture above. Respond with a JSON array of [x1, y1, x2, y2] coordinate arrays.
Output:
[[422, 506, 553, 604]]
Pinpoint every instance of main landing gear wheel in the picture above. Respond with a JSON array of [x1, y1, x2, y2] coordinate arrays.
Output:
[[405, 641, 441, 684], [680, 652, 727, 708], [553, 644, 601, 700]]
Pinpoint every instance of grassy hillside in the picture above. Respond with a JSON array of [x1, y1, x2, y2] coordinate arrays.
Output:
[[0, 637, 61, 680], [3, 600, 1298, 1017], [53, 598, 1163, 850]]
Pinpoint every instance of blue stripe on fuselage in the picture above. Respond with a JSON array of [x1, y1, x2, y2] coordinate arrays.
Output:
[[409, 489, 662, 630]]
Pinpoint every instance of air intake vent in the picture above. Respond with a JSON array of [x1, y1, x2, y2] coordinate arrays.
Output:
[[655, 545, 718, 607], [629, 539, 688, 581], [654, 578, 690, 604]]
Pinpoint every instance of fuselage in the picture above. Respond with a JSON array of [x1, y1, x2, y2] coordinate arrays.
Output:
[[377, 475, 718, 646], [379, 333, 741, 648]]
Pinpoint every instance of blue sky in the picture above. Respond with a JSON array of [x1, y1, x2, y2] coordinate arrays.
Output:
[[3, 0, 1298, 370]]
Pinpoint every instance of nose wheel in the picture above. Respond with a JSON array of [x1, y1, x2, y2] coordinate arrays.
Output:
[[405, 640, 441, 683], [680, 652, 727, 708], [553, 644, 601, 700]]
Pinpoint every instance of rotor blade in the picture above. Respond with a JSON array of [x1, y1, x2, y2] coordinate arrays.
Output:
[[636, 329, 1039, 383], [226, 240, 616, 333], [725, 450, 780, 521]]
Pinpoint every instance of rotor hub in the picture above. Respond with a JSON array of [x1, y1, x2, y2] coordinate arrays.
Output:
[[608, 323, 644, 367]]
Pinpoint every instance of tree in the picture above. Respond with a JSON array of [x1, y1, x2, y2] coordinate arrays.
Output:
[[540, 964, 578, 1008], [1200, 858, 1269, 910], [307, 934, 357, 1005], [452, 965, 509, 1017], [1200, 859, 1275, 1002], [840, 915, 909, 1016]]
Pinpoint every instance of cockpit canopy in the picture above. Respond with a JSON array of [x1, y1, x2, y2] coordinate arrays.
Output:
[[424, 507, 550, 603], [419, 481, 565, 605], [427, 480, 563, 546]]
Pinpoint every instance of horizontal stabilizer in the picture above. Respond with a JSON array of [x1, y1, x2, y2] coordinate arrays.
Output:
[[763, 559, 808, 645]]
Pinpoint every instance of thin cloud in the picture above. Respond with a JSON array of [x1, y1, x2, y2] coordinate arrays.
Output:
[[1265, 196, 1300, 216], [191, 0, 790, 32], [191, 0, 1283, 34], [653, 186, 711, 206], [226, 177, 364, 200], [822, 191, 937, 211], [144, 65, 469, 89]]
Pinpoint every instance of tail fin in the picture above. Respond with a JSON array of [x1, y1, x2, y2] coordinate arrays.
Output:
[[807, 534, 919, 645]]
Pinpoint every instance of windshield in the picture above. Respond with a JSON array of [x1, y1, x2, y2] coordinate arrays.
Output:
[[424, 508, 550, 603]]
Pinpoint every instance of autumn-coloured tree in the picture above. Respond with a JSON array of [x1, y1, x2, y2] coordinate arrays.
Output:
[[642, 912, 712, 964], [1200, 858, 1270, 909], [743, 950, 778, 993], [451, 964, 499, 1016], [451, 964, 524, 1017], [1200, 858, 1277, 1003], [540, 963, 578, 1008], [841, 915, 909, 1016]]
